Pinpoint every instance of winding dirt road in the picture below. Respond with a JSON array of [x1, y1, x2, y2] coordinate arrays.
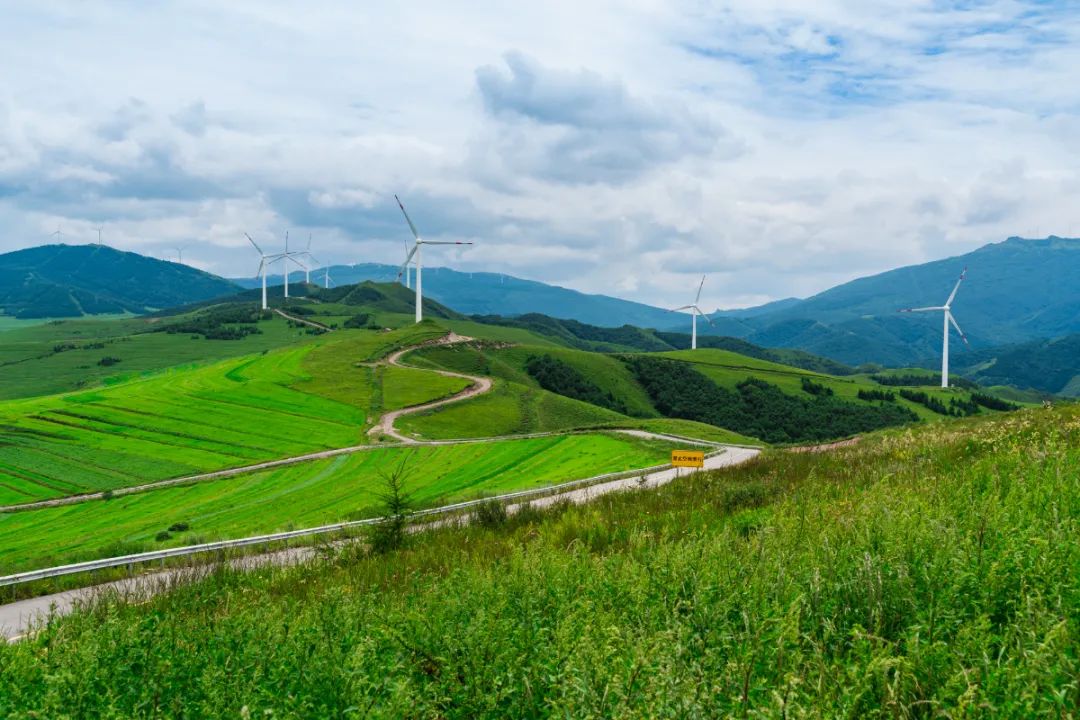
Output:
[[367, 332, 492, 443]]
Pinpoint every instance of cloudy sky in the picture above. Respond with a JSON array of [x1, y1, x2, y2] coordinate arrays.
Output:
[[2, 1, 1078, 309]]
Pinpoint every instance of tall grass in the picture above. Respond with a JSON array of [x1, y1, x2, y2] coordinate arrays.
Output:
[[1, 406, 1077, 717]]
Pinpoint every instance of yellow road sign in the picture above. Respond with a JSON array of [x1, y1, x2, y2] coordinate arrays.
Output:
[[671, 450, 704, 468]]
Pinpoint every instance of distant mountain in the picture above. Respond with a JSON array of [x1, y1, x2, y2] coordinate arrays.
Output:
[[705, 237, 1080, 366], [232, 263, 682, 329], [0, 244, 240, 318], [936, 333, 1080, 397]]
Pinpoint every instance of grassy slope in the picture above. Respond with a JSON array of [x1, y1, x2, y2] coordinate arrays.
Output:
[[0, 326, 452, 504], [0, 314, 315, 400], [397, 380, 626, 440], [0, 433, 676, 574], [658, 348, 978, 421], [1, 405, 1076, 715]]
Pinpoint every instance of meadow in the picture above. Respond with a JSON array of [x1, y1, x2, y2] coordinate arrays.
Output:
[[0, 325, 453, 504], [0, 399, 1075, 716], [0, 432, 676, 574]]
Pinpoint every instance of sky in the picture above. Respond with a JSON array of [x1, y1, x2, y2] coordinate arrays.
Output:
[[2, 1, 1079, 310]]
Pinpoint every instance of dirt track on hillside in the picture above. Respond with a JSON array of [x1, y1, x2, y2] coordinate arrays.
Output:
[[366, 332, 493, 443]]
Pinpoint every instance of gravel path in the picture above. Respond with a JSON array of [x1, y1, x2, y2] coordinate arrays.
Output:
[[367, 332, 492, 443]]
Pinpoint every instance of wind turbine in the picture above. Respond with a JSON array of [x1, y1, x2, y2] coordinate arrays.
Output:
[[51, 225, 63, 244], [899, 267, 969, 388], [174, 246, 187, 264], [245, 232, 285, 310], [394, 194, 473, 323], [670, 275, 714, 350], [277, 231, 309, 298], [96, 226, 104, 246]]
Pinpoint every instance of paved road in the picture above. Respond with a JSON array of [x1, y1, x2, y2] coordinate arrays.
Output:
[[1, 444, 759, 641]]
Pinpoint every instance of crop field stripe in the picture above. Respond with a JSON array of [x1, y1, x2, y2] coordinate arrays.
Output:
[[36, 411, 263, 462], [68, 404, 293, 456], [90, 398, 322, 449], [0, 443, 139, 486], [185, 391, 362, 431], [22, 415, 247, 469], [45, 408, 282, 459]]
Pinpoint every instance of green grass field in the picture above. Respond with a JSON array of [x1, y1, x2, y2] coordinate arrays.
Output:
[[0, 326, 456, 504], [397, 380, 627, 440], [0, 432, 676, 574], [1, 400, 1075, 715], [0, 313, 316, 400]]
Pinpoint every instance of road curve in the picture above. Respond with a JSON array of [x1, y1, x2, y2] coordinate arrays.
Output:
[[367, 332, 492, 443], [1, 444, 759, 642]]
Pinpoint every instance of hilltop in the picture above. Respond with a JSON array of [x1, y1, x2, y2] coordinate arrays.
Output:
[[0, 244, 240, 318]]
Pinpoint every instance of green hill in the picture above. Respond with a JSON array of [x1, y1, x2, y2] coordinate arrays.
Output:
[[2, 399, 1076, 715], [721, 236, 1080, 366], [0, 244, 240, 318], [942, 332, 1080, 397]]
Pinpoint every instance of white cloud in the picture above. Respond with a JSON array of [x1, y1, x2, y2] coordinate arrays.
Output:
[[0, 1, 1078, 308]]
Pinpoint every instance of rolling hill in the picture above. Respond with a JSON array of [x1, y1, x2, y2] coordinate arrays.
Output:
[[714, 236, 1080, 366], [938, 332, 1080, 397], [232, 263, 682, 328], [0, 244, 240, 318]]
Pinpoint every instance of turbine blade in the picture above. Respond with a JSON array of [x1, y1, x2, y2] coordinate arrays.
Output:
[[899, 306, 945, 313], [421, 240, 474, 246], [396, 245, 420, 280], [669, 305, 694, 312], [693, 306, 715, 326], [395, 194, 421, 241], [945, 267, 967, 307], [948, 312, 969, 345], [245, 232, 264, 256], [695, 275, 706, 304]]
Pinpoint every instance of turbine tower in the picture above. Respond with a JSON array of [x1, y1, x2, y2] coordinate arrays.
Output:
[[899, 268, 970, 388], [670, 275, 714, 350], [277, 231, 308, 298], [245, 232, 284, 310], [394, 194, 473, 323]]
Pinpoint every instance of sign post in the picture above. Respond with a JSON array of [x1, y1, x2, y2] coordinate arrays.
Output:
[[671, 450, 704, 471]]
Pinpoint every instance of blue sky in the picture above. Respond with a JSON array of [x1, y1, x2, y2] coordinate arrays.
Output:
[[1, 1, 1078, 309]]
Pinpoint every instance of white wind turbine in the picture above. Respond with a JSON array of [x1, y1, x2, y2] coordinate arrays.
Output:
[[277, 231, 309, 298], [899, 267, 969, 388], [670, 275, 714, 350], [394, 194, 473, 323], [245, 232, 285, 310], [174, 246, 187, 264]]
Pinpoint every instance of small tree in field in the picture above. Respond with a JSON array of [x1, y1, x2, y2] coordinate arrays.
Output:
[[369, 457, 414, 555]]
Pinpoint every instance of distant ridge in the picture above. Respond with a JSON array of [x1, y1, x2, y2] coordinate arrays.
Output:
[[0, 244, 240, 318]]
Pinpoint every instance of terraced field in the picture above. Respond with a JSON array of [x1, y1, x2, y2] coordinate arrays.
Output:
[[0, 432, 678, 573], [0, 325, 454, 504]]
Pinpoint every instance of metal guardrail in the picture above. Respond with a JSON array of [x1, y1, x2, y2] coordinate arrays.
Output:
[[0, 448, 731, 588]]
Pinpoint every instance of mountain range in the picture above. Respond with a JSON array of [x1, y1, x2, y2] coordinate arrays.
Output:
[[0, 244, 239, 318], [3, 236, 1079, 394]]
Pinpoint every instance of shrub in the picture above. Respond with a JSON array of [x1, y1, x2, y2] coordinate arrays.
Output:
[[154, 531, 172, 542], [98, 356, 122, 367], [858, 388, 896, 402], [801, 377, 834, 396], [168, 522, 190, 533], [474, 500, 508, 529]]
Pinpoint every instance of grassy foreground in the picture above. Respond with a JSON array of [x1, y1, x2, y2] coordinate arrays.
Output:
[[0, 432, 676, 574], [1, 405, 1078, 716]]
